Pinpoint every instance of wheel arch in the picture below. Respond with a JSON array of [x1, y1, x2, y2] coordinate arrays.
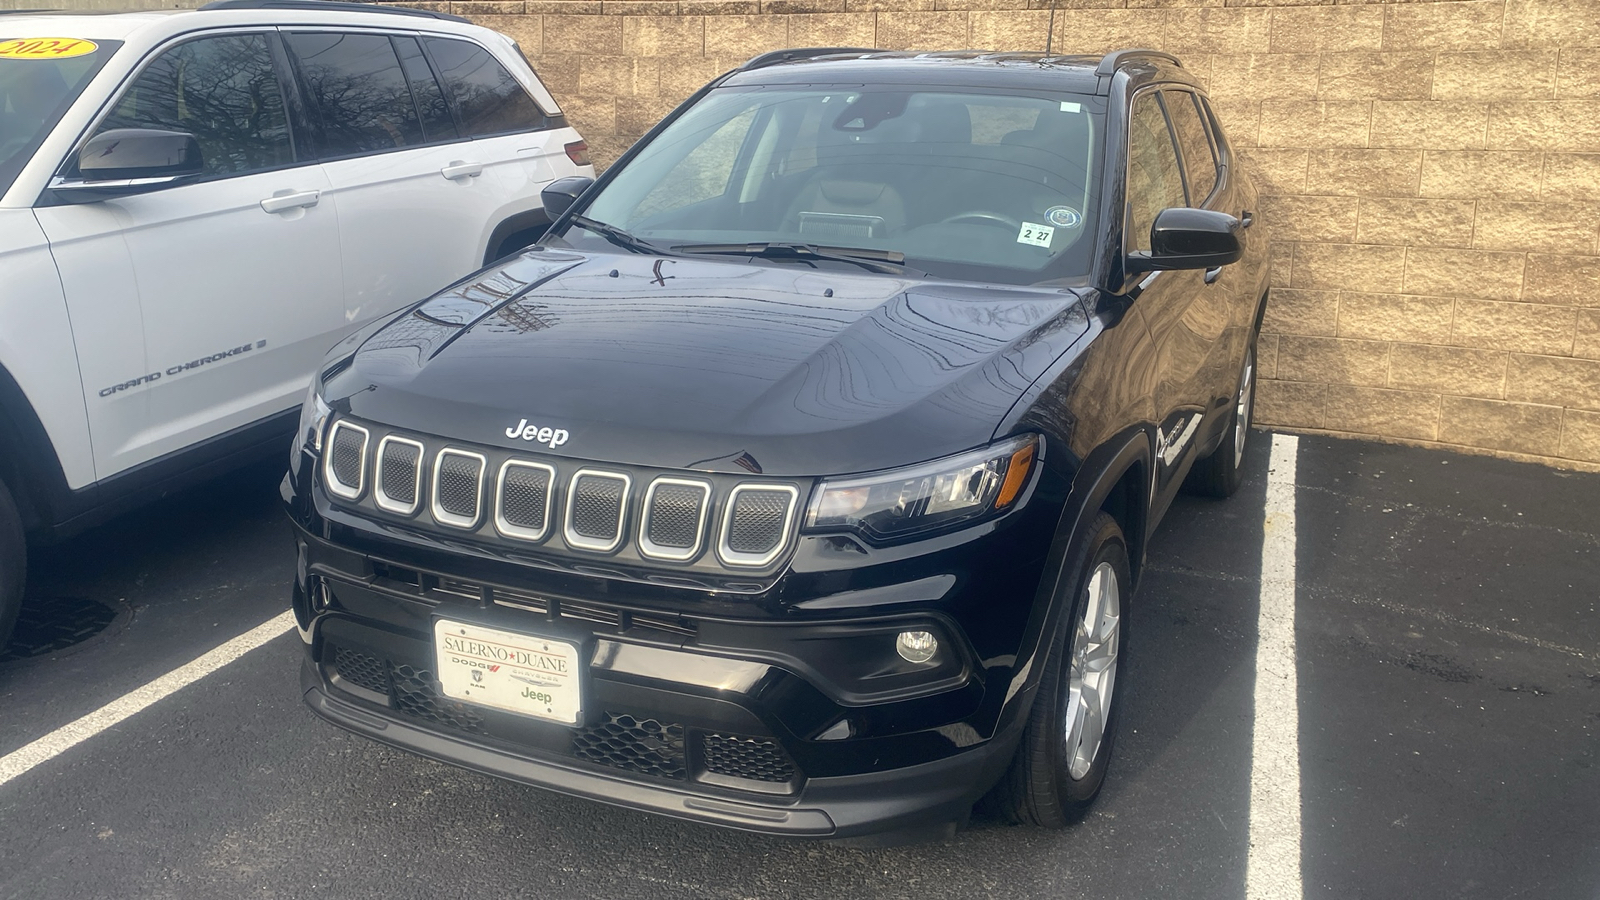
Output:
[[990, 428, 1154, 739], [0, 360, 78, 535]]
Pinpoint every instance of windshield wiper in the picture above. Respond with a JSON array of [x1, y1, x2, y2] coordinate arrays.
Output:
[[671, 242, 919, 276], [568, 215, 668, 256]]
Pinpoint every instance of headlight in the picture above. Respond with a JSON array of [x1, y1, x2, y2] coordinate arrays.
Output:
[[297, 381, 331, 455], [803, 434, 1041, 543]]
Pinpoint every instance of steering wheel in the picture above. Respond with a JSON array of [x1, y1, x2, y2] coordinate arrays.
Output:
[[938, 211, 1024, 231]]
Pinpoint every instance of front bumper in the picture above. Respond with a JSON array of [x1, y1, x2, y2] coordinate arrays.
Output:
[[302, 657, 1016, 838]]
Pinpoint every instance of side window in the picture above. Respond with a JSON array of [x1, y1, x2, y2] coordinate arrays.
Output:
[[1198, 94, 1230, 162], [98, 33, 292, 178], [1125, 93, 1186, 253], [393, 36, 457, 143], [1164, 90, 1218, 205], [286, 32, 423, 158], [423, 38, 544, 138]]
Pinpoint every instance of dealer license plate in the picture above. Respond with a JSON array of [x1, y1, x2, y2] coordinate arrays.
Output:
[[433, 620, 582, 725]]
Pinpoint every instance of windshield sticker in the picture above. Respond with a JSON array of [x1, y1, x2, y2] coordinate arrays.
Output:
[[1017, 222, 1054, 248], [1060, 101, 1082, 113], [0, 38, 99, 60], [1045, 206, 1082, 228]]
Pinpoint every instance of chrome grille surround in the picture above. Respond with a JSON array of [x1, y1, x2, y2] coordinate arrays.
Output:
[[494, 459, 556, 542], [430, 448, 487, 529], [324, 420, 370, 500], [373, 435, 425, 515], [718, 484, 799, 568], [637, 478, 712, 562], [564, 469, 631, 553]]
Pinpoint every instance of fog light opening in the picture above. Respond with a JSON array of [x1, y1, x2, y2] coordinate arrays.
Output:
[[896, 630, 938, 664]]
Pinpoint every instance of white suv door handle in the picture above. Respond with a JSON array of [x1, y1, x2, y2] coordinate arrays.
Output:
[[260, 190, 320, 214], [441, 161, 484, 180]]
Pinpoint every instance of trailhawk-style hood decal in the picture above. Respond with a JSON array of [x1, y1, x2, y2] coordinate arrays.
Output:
[[329, 248, 1091, 476]]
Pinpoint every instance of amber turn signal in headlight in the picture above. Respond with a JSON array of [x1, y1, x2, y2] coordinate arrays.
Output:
[[803, 434, 1042, 544]]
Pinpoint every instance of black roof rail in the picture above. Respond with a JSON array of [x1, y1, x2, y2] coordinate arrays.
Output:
[[1094, 48, 1181, 76], [740, 47, 879, 71], [199, 0, 469, 23]]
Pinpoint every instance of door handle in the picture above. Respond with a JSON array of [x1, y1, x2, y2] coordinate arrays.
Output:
[[441, 161, 484, 180], [1204, 267, 1223, 284], [260, 190, 320, 214]]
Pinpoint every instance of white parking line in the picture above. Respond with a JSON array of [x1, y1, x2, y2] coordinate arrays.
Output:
[[0, 611, 295, 788], [1247, 434, 1303, 900]]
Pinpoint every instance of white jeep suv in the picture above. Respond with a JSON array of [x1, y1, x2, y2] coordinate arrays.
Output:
[[0, 0, 592, 646]]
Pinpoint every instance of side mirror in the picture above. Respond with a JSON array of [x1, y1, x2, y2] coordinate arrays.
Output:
[[541, 175, 594, 220], [52, 129, 204, 202], [1126, 207, 1243, 274]]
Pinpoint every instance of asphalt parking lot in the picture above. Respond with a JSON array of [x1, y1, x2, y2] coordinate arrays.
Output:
[[1, 432, 1595, 900]]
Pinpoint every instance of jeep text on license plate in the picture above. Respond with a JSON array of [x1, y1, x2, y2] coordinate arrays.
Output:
[[433, 620, 582, 725]]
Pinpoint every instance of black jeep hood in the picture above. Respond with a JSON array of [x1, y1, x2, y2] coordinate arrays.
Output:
[[329, 248, 1091, 476]]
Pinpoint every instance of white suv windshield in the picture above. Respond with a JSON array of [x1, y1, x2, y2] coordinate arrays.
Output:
[[573, 85, 1103, 285], [0, 39, 119, 196]]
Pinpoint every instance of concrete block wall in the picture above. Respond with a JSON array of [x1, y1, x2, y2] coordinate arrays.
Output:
[[24, 0, 1600, 469]]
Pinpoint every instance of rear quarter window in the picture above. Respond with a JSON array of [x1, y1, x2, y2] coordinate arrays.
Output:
[[423, 37, 544, 138]]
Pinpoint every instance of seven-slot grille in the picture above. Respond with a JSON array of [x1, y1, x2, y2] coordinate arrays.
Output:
[[321, 418, 799, 567], [639, 479, 710, 561], [432, 449, 486, 528], [374, 436, 424, 514], [565, 470, 630, 552], [496, 460, 555, 541], [324, 421, 369, 499], [720, 485, 799, 567]]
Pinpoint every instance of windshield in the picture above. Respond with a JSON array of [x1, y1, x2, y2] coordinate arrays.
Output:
[[563, 85, 1104, 285], [0, 38, 120, 198]]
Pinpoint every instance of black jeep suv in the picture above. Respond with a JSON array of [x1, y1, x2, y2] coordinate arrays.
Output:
[[283, 47, 1269, 841]]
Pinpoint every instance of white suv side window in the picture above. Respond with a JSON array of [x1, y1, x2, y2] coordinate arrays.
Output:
[[422, 37, 545, 137], [94, 33, 294, 178], [285, 32, 428, 158]]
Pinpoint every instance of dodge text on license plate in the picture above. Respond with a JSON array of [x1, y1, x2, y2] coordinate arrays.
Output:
[[433, 620, 582, 724]]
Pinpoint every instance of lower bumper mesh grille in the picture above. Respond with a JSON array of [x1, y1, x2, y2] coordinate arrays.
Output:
[[333, 646, 390, 695], [391, 663, 488, 735], [701, 733, 797, 783], [324, 646, 798, 789], [572, 712, 687, 780]]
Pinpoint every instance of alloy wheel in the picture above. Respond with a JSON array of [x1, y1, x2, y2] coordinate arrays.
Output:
[[1063, 561, 1121, 780], [1233, 348, 1255, 471]]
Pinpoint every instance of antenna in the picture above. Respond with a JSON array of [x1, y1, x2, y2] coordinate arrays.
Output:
[[1044, 6, 1055, 55]]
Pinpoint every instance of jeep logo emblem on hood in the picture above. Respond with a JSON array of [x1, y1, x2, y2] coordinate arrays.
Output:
[[506, 418, 570, 449]]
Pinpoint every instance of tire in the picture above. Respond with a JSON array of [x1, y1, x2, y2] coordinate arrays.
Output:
[[0, 479, 25, 651], [989, 511, 1130, 827], [1185, 333, 1257, 499]]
